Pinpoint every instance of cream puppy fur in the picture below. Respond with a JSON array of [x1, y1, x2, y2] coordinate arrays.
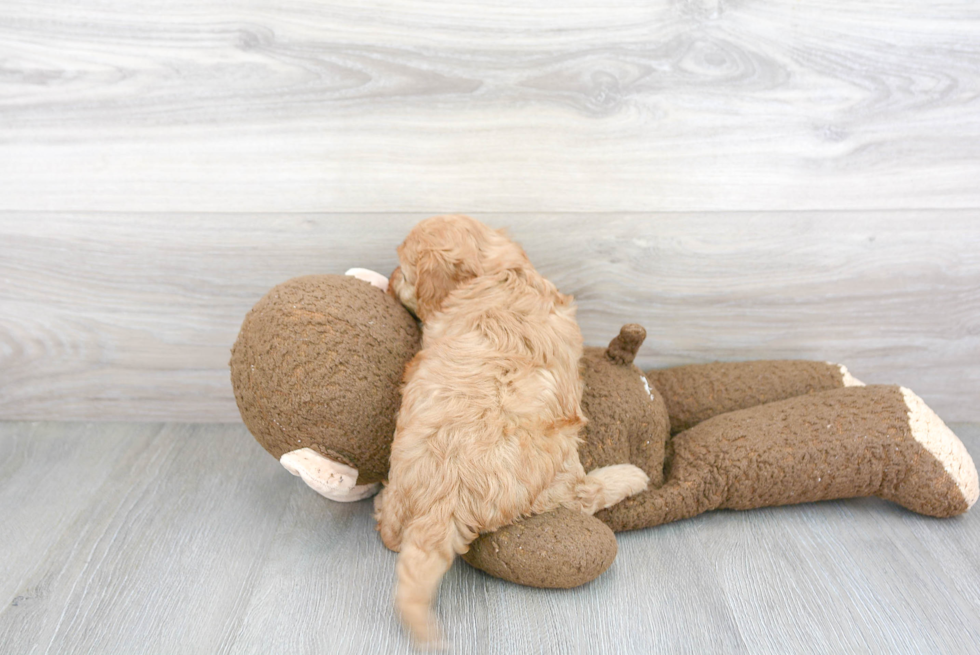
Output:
[[375, 215, 649, 644]]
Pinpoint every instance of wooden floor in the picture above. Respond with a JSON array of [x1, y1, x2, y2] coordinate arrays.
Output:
[[3, 420, 979, 654]]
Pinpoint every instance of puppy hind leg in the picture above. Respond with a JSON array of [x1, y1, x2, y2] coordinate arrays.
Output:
[[571, 464, 650, 515], [395, 512, 470, 647], [374, 488, 410, 553]]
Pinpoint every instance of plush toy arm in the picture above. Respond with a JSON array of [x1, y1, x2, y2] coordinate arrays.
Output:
[[645, 360, 864, 435], [461, 508, 619, 589], [595, 385, 979, 531]]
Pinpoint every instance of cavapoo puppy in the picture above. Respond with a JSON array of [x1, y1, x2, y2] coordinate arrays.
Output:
[[375, 215, 649, 644]]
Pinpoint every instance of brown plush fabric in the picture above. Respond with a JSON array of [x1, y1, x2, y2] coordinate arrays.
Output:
[[645, 360, 848, 434], [605, 323, 647, 366], [230, 278, 976, 591], [578, 332, 670, 487], [595, 385, 969, 532], [461, 508, 617, 588], [230, 275, 421, 484]]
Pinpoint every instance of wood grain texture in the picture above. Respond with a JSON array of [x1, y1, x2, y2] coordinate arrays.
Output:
[[0, 1, 978, 212], [2, 212, 978, 422], [1, 421, 979, 653]]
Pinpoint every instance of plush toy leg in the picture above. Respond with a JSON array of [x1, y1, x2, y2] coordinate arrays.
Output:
[[280, 448, 381, 502], [595, 385, 978, 532], [645, 360, 863, 434], [461, 508, 619, 589]]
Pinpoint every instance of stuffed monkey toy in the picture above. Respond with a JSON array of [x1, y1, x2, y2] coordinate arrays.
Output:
[[230, 272, 978, 588]]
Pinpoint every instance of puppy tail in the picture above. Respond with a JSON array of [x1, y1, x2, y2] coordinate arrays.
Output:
[[395, 509, 467, 647], [572, 463, 650, 515]]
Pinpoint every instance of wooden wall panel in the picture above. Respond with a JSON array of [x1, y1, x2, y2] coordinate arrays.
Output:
[[2, 1, 978, 421], [0, 1, 978, 212], [2, 212, 977, 422]]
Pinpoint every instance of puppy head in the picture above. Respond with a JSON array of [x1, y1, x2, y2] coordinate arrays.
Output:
[[390, 215, 526, 321]]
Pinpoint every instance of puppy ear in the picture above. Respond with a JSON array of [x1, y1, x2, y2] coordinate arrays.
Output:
[[414, 251, 463, 321]]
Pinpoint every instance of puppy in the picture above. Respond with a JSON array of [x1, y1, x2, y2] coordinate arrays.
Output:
[[375, 215, 649, 644]]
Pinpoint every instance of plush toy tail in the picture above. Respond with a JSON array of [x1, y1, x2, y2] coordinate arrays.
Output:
[[395, 508, 467, 647]]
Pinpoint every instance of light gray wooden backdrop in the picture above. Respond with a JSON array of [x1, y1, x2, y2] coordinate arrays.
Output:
[[1, 0, 979, 422]]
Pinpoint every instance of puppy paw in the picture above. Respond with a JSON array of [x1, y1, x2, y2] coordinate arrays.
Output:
[[578, 464, 651, 513], [603, 463, 650, 497]]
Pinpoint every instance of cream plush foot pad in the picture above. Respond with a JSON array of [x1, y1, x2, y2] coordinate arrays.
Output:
[[830, 363, 865, 387], [901, 387, 980, 510]]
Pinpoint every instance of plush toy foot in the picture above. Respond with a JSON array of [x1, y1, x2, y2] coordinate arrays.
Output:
[[596, 385, 978, 532], [834, 363, 865, 387], [280, 448, 381, 502], [899, 386, 979, 512]]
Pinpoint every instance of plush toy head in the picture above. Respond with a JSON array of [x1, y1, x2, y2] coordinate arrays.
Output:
[[230, 274, 421, 492]]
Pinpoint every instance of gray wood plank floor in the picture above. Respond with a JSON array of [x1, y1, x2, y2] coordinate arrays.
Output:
[[3, 421, 979, 654]]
